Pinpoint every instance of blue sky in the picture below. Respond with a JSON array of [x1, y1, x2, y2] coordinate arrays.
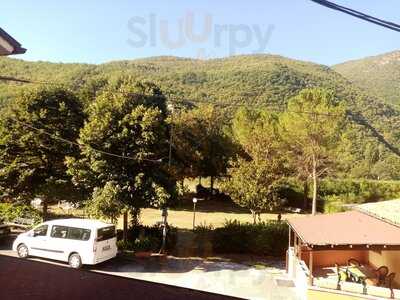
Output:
[[2, 0, 400, 65]]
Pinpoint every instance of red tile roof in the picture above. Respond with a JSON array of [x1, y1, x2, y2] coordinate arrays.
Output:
[[288, 210, 400, 247]]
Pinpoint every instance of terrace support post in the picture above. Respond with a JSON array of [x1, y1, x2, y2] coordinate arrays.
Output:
[[308, 251, 314, 286], [299, 240, 302, 260], [287, 228, 292, 273]]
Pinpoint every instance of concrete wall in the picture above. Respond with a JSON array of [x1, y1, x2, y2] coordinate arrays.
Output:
[[301, 250, 368, 268], [368, 250, 400, 287], [287, 247, 308, 300]]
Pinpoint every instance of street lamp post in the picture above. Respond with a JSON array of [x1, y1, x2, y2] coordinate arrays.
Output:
[[192, 197, 198, 230], [158, 207, 168, 254]]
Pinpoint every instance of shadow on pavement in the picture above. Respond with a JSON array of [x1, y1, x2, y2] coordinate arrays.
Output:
[[95, 255, 252, 275], [0, 254, 241, 300]]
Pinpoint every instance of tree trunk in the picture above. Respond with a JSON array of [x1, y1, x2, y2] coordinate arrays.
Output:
[[42, 199, 48, 221], [251, 210, 257, 224], [123, 211, 128, 242], [303, 180, 309, 210], [210, 176, 214, 191], [199, 177, 202, 185], [130, 207, 141, 227], [312, 154, 318, 216]]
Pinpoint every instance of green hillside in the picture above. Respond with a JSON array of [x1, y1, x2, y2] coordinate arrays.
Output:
[[0, 54, 369, 107], [1, 54, 400, 179], [333, 51, 400, 106]]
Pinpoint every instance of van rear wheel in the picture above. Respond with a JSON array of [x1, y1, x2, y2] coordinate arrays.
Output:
[[17, 244, 29, 258], [68, 253, 82, 269]]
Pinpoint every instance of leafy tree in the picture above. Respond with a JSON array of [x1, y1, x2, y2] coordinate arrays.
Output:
[[279, 89, 345, 215], [86, 181, 125, 224], [171, 105, 235, 188], [231, 107, 281, 160], [221, 159, 285, 224], [0, 87, 85, 218], [66, 81, 176, 221], [222, 108, 287, 223]]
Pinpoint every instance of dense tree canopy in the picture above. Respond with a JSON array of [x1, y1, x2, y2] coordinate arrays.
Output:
[[279, 89, 345, 214], [222, 108, 288, 222], [171, 105, 235, 186], [66, 81, 176, 218], [2, 54, 399, 182], [0, 87, 85, 217], [1, 54, 400, 220]]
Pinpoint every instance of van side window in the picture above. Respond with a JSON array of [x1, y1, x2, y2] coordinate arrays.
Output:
[[67, 227, 91, 241], [50, 225, 91, 241], [51, 225, 68, 239], [33, 225, 48, 237], [97, 226, 116, 241]]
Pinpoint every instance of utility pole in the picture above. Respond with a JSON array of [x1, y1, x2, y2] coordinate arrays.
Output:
[[167, 103, 175, 168]]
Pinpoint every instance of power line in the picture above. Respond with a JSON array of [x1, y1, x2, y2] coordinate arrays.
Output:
[[2, 74, 400, 157], [12, 118, 163, 163], [310, 0, 400, 32]]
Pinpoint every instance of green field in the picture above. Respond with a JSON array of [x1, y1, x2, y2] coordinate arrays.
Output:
[[49, 198, 298, 230]]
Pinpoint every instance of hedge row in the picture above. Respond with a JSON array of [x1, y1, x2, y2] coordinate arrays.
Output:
[[195, 220, 288, 257], [277, 178, 400, 213], [116, 225, 177, 252], [319, 179, 400, 213]]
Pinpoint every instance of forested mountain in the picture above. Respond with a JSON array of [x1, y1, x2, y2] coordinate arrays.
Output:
[[0, 54, 369, 107], [1, 54, 400, 179], [334, 51, 400, 106]]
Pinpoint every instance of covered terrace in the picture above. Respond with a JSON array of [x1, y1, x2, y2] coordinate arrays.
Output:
[[287, 209, 400, 299]]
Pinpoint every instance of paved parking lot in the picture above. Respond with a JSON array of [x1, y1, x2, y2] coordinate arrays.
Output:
[[0, 236, 300, 300], [0, 255, 239, 300]]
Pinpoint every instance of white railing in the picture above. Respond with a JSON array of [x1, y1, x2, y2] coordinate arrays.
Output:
[[287, 247, 309, 300]]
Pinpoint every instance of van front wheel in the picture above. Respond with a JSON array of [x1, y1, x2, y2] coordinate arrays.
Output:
[[17, 244, 29, 258], [68, 253, 82, 269]]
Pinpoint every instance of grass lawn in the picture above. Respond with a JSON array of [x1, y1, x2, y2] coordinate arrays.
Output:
[[139, 208, 296, 229], [48, 186, 301, 229], [126, 197, 300, 229]]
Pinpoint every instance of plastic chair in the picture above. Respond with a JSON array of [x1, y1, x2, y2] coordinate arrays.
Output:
[[376, 266, 389, 286], [385, 273, 396, 299], [385, 272, 395, 298], [347, 258, 361, 267]]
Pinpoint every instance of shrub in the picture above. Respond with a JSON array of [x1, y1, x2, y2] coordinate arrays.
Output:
[[117, 224, 177, 252], [194, 220, 288, 257], [0, 203, 42, 226], [116, 239, 135, 251], [319, 179, 400, 212]]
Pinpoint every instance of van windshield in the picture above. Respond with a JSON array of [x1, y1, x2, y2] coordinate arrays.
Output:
[[97, 226, 116, 242]]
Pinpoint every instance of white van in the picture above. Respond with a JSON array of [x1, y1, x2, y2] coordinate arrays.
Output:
[[12, 219, 118, 268]]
